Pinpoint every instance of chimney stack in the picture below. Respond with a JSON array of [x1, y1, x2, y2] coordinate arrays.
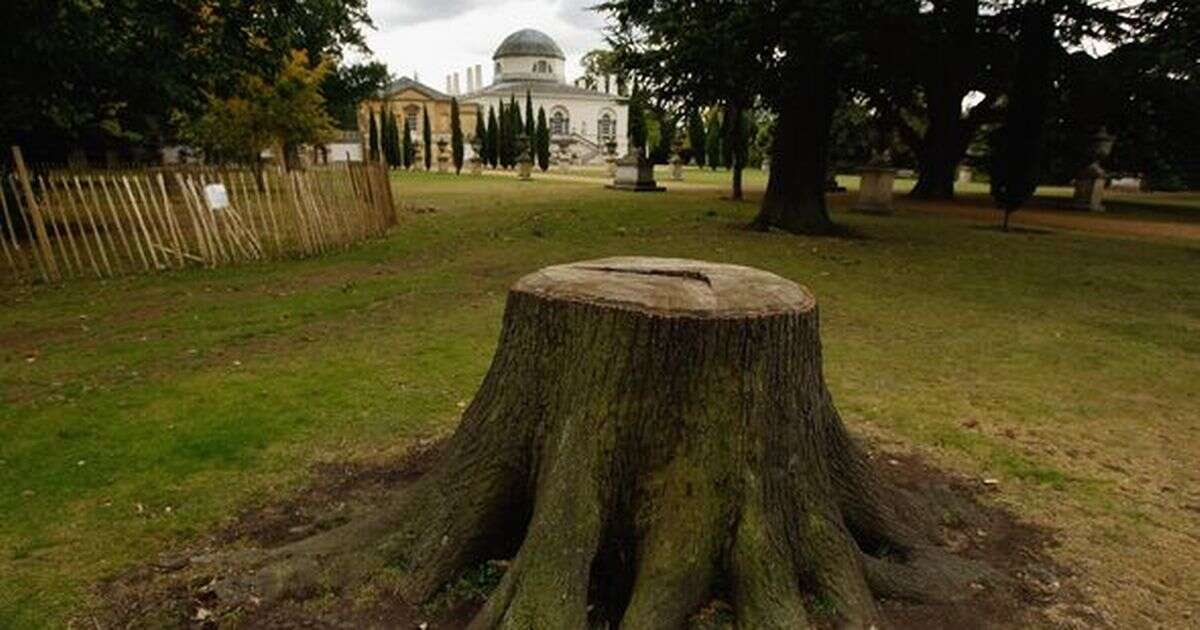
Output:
[[465, 68, 473, 92], [446, 75, 452, 93], [475, 64, 483, 89], [453, 72, 460, 95]]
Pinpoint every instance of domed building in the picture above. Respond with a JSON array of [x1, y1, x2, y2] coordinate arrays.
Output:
[[460, 29, 633, 163], [358, 29, 627, 167], [464, 29, 629, 164]]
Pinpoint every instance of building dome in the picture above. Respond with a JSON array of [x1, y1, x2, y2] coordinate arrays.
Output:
[[493, 29, 565, 60]]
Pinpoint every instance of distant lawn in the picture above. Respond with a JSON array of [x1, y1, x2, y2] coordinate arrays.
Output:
[[2, 171, 1198, 626], [560, 164, 1200, 214]]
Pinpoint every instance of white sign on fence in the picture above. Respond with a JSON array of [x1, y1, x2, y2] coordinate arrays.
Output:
[[203, 184, 230, 211]]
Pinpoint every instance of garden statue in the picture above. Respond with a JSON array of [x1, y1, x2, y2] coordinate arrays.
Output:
[[1072, 127, 1115, 212], [470, 135, 484, 175], [436, 138, 450, 173], [517, 133, 533, 181]]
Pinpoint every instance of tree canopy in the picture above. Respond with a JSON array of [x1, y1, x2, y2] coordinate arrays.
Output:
[[178, 51, 335, 170], [1, 0, 380, 163], [601, 0, 1186, 234]]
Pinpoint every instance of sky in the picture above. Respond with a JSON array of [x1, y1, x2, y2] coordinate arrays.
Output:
[[359, 0, 611, 91]]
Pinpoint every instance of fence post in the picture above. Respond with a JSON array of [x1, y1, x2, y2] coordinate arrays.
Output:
[[11, 146, 59, 282]]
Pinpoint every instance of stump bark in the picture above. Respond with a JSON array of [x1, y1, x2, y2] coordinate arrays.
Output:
[[220, 257, 993, 628]]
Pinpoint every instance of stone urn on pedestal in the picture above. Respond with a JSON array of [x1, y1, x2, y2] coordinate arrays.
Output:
[[604, 139, 619, 177], [436, 138, 450, 173], [854, 152, 898, 215], [412, 140, 424, 171], [517, 134, 533, 181], [608, 146, 666, 192], [825, 168, 847, 192], [669, 139, 684, 181], [1072, 127, 1115, 212], [469, 135, 484, 175], [554, 138, 573, 173]]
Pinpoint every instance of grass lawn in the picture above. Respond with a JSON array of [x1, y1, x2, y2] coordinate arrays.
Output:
[[563, 164, 1200, 215], [2, 171, 1198, 627]]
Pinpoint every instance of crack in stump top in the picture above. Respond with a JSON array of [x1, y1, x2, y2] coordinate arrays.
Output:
[[513, 257, 814, 318]]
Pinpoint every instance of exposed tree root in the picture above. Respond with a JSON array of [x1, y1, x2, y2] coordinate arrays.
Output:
[[199, 258, 1004, 628]]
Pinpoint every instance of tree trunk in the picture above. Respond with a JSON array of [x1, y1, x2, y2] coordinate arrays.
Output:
[[213, 258, 994, 627], [753, 68, 838, 235], [720, 104, 739, 200], [909, 102, 968, 200], [908, 0, 982, 201]]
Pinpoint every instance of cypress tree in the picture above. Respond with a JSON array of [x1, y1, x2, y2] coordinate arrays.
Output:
[[497, 101, 508, 167], [383, 107, 399, 168], [628, 93, 647, 150], [525, 90, 535, 139], [510, 95, 522, 166], [402, 117, 413, 169], [511, 94, 522, 137], [487, 106, 499, 167], [990, 4, 1055, 231], [422, 105, 432, 170], [379, 107, 391, 167], [368, 111, 380, 163], [688, 109, 706, 167], [654, 112, 676, 164], [508, 100, 518, 167], [474, 108, 487, 167], [387, 110, 397, 167], [536, 106, 550, 171], [451, 98, 464, 174], [706, 109, 722, 170]]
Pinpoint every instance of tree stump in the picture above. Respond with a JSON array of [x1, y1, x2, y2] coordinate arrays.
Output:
[[221, 257, 993, 628]]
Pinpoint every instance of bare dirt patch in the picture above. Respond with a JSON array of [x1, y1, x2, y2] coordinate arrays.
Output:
[[80, 437, 1103, 629], [899, 195, 1200, 241]]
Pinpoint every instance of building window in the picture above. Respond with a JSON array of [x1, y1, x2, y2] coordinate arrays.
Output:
[[494, 61, 502, 76], [404, 106, 420, 132], [533, 60, 550, 74], [550, 109, 569, 135], [598, 111, 616, 141]]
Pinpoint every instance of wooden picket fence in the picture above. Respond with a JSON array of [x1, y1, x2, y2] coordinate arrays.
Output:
[[0, 148, 396, 284]]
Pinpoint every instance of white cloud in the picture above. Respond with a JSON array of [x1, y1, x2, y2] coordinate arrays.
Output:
[[360, 0, 611, 91]]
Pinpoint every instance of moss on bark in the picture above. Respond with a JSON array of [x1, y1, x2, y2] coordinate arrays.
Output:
[[213, 257, 996, 628]]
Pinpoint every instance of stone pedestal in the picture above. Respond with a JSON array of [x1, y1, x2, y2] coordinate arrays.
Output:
[[607, 149, 665, 192], [437, 140, 449, 173], [470, 158, 482, 175], [957, 166, 973, 184], [1070, 127, 1114, 212], [854, 167, 897, 214], [670, 155, 684, 181], [1072, 175, 1105, 212], [518, 159, 533, 180], [825, 171, 847, 192]]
